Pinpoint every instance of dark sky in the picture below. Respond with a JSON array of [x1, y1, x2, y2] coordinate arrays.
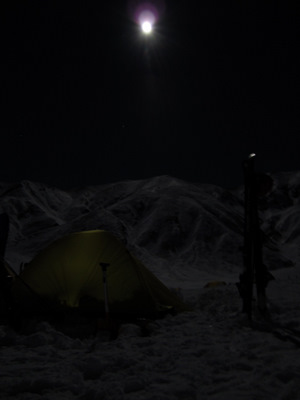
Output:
[[1, 0, 299, 189]]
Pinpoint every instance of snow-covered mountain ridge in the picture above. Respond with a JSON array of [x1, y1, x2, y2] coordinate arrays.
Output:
[[0, 173, 298, 283]]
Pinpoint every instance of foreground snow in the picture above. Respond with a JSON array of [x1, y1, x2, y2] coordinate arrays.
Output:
[[1, 275, 300, 400], [1, 174, 300, 399]]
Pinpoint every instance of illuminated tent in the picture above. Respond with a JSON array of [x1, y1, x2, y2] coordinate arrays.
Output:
[[12, 230, 187, 318]]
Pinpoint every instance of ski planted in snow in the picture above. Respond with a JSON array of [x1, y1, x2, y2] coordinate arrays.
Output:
[[237, 154, 274, 320]]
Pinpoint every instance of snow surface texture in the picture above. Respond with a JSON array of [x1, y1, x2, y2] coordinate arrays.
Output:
[[1, 174, 300, 399]]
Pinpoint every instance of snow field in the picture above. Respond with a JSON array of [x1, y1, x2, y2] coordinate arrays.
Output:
[[1, 174, 300, 399]]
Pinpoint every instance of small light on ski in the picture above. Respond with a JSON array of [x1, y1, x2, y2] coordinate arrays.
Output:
[[249, 153, 256, 159]]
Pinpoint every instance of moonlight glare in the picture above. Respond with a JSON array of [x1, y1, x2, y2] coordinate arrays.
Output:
[[138, 9, 155, 34], [141, 21, 152, 34], [129, 1, 166, 34]]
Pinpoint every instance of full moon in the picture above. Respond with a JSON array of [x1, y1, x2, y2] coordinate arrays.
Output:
[[141, 21, 152, 34]]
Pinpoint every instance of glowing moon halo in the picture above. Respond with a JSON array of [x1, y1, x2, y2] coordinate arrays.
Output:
[[130, 0, 165, 34], [138, 8, 155, 35]]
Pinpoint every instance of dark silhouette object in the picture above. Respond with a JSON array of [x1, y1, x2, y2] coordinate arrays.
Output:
[[237, 154, 274, 320], [0, 213, 9, 258], [0, 213, 28, 330], [0, 213, 10, 294], [0, 213, 13, 320]]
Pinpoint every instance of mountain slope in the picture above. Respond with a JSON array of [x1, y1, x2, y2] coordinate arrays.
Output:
[[0, 174, 297, 284]]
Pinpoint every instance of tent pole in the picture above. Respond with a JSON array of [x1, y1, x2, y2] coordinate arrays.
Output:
[[100, 263, 110, 319]]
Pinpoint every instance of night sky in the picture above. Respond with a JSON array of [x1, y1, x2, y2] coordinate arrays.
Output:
[[1, 1, 299, 189]]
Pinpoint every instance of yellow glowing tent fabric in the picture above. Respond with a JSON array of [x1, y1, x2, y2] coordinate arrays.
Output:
[[12, 230, 187, 316]]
